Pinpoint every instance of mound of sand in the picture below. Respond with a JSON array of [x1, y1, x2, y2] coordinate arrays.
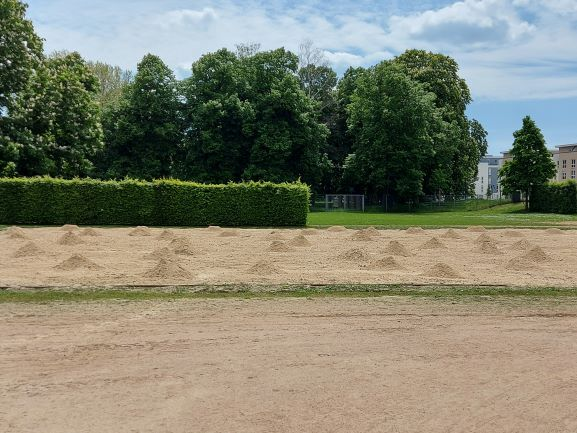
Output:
[[423, 263, 463, 279], [472, 242, 503, 255], [60, 224, 79, 231], [288, 235, 311, 247], [142, 258, 193, 280], [268, 241, 292, 252], [545, 228, 564, 235], [441, 229, 462, 239], [54, 254, 101, 271], [384, 240, 412, 257], [420, 237, 447, 249], [327, 226, 347, 232], [406, 227, 425, 234], [467, 226, 487, 232], [79, 228, 100, 237], [301, 228, 319, 236], [170, 237, 196, 256], [506, 246, 549, 270], [143, 247, 177, 261], [503, 230, 524, 238], [129, 226, 152, 237], [522, 246, 549, 263], [505, 257, 536, 271], [247, 260, 283, 274], [508, 239, 534, 251], [207, 225, 221, 231], [6, 226, 29, 239], [474, 233, 496, 244], [338, 247, 370, 261], [12, 241, 42, 258], [57, 231, 84, 246], [266, 230, 285, 241], [157, 229, 175, 241], [349, 230, 374, 242], [363, 227, 381, 236], [219, 229, 239, 237], [368, 256, 405, 271]]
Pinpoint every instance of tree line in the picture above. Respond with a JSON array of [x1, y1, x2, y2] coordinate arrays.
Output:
[[0, 0, 488, 203]]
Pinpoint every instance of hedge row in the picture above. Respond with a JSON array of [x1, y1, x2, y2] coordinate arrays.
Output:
[[531, 180, 577, 214], [0, 177, 310, 226]]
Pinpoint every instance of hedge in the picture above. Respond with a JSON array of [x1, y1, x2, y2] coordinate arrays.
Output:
[[531, 180, 577, 214], [0, 177, 310, 226]]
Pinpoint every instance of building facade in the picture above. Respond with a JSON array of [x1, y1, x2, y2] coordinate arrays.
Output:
[[555, 144, 577, 181], [475, 155, 503, 199]]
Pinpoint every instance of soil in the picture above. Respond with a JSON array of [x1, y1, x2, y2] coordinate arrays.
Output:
[[2, 297, 577, 433], [2, 226, 577, 287]]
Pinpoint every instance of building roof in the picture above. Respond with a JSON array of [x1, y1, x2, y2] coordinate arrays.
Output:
[[556, 143, 577, 149]]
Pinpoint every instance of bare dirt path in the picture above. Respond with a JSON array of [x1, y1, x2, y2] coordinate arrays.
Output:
[[1, 297, 577, 433]]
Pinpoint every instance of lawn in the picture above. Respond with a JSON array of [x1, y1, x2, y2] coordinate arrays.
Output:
[[308, 203, 577, 228]]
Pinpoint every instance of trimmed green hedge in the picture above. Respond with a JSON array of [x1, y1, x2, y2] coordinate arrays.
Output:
[[531, 180, 577, 214], [0, 177, 310, 226]]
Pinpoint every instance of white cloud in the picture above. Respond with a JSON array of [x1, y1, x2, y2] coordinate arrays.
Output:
[[160, 8, 218, 27]]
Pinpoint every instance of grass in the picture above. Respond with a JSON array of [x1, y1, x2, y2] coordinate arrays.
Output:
[[308, 203, 577, 228], [2, 284, 577, 303]]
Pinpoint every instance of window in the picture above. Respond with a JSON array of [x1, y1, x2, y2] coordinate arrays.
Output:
[[563, 160, 567, 168], [572, 170, 576, 179], [562, 172, 567, 179], [572, 159, 576, 168]]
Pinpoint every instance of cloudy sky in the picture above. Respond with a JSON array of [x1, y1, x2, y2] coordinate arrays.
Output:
[[25, 0, 577, 155]]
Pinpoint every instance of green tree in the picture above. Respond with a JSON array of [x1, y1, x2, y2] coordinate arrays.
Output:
[[499, 116, 556, 210], [86, 61, 133, 111], [6, 52, 103, 177], [345, 61, 439, 201], [100, 54, 182, 179]]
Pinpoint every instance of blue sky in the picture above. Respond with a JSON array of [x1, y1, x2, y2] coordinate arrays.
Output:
[[26, 0, 577, 155]]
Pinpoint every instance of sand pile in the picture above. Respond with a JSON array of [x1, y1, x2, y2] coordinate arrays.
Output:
[[349, 230, 374, 242], [503, 230, 524, 238], [369, 256, 405, 271], [79, 228, 100, 237], [143, 247, 177, 261], [266, 231, 285, 240], [207, 225, 221, 231], [472, 242, 503, 255], [423, 263, 463, 279], [522, 246, 549, 263], [288, 235, 311, 247], [54, 254, 101, 271], [508, 239, 534, 251], [170, 238, 196, 256], [363, 227, 381, 236], [467, 226, 487, 232], [546, 228, 564, 235], [60, 224, 79, 231], [268, 241, 292, 252], [129, 226, 152, 236], [247, 260, 283, 274], [219, 229, 239, 237], [6, 226, 29, 239], [57, 231, 84, 246], [506, 246, 549, 270], [384, 240, 412, 257], [441, 229, 462, 239], [12, 241, 42, 258], [406, 227, 425, 234], [301, 228, 319, 236], [420, 237, 447, 249], [142, 258, 193, 280], [327, 226, 347, 232], [474, 233, 496, 244], [157, 229, 175, 241], [338, 247, 370, 261]]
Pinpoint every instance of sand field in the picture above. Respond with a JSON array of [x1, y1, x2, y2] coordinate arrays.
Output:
[[1, 225, 577, 288], [1, 297, 577, 432]]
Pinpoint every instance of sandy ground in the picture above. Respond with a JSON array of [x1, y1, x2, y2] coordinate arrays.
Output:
[[1, 225, 577, 288], [1, 297, 577, 433]]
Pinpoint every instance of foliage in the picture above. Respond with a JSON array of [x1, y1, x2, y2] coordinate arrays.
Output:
[[86, 61, 133, 111], [99, 54, 182, 180], [531, 181, 577, 214], [498, 116, 556, 210], [0, 177, 310, 226], [3, 52, 103, 177]]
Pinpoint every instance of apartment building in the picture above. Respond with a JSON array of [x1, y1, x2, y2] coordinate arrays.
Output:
[[474, 155, 502, 198], [555, 143, 577, 181]]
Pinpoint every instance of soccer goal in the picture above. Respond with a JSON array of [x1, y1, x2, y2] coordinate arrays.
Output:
[[323, 194, 365, 211]]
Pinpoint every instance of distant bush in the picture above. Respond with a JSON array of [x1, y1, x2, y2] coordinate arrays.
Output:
[[531, 180, 577, 214], [0, 177, 310, 226]]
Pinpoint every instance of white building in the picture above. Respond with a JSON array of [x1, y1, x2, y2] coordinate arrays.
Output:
[[474, 155, 503, 199]]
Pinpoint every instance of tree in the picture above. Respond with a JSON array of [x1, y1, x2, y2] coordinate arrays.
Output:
[[499, 116, 556, 210], [100, 54, 182, 179], [5, 52, 103, 177], [345, 61, 439, 202], [86, 61, 133, 111]]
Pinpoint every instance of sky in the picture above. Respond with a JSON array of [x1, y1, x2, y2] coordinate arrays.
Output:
[[25, 0, 577, 155]]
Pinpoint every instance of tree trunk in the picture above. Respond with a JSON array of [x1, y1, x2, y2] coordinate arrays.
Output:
[[525, 189, 529, 210]]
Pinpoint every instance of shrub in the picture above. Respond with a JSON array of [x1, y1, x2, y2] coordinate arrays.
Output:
[[531, 180, 577, 214], [0, 177, 310, 226]]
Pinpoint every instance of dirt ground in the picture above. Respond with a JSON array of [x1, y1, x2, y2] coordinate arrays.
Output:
[[1, 297, 577, 433], [1, 225, 577, 288]]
